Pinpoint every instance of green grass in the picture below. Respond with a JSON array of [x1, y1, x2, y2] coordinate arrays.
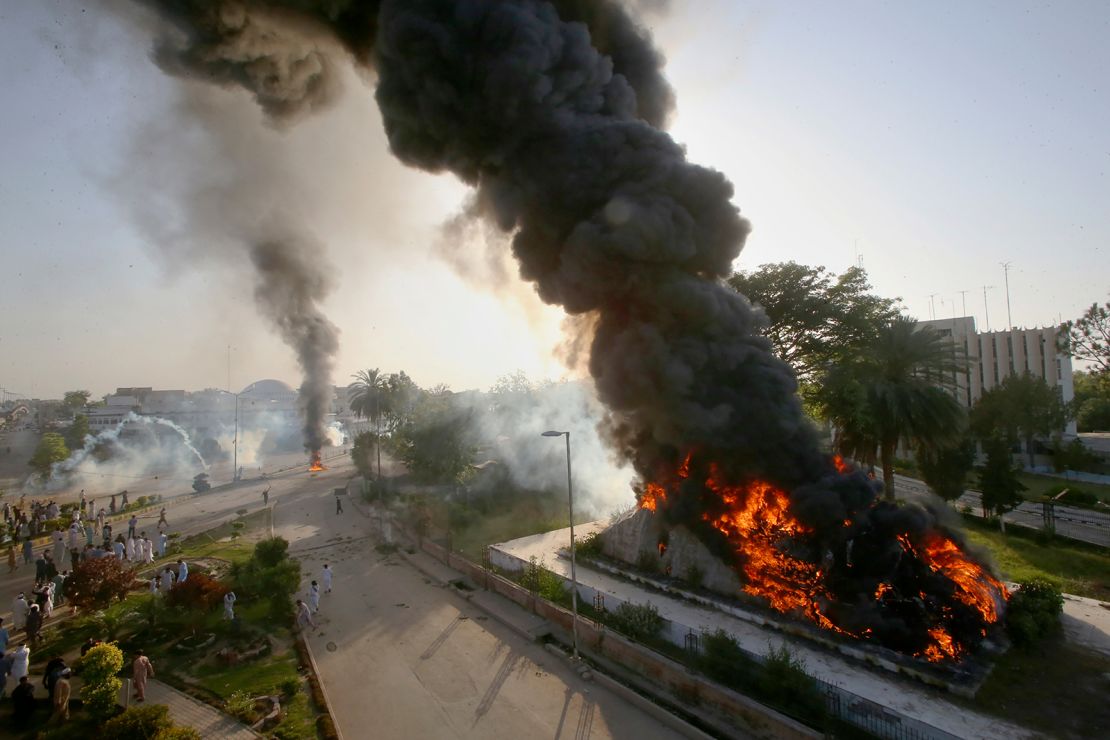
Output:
[[961, 518, 1110, 599], [1014, 471, 1110, 503], [194, 653, 299, 697], [175, 508, 271, 563], [971, 637, 1110, 738]]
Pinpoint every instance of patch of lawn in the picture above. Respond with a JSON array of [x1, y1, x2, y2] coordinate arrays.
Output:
[[971, 638, 1110, 739], [175, 508, 271, 563], [961, 518, 1110, 600], [194, 653, 300, 698], [1014, 471, 1110, 503]]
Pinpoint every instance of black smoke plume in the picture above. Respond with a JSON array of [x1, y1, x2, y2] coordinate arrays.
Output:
[[128, 0, 1005, 659], [250, 238, 340, 454]]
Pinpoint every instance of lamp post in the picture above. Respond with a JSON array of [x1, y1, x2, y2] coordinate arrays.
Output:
[[542, 430, 579, 659], [232, 393, 241, 482]]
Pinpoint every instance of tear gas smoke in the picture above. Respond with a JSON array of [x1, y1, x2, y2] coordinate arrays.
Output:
[[123, 0, 1005, 660], [33, 412, 207, 491]]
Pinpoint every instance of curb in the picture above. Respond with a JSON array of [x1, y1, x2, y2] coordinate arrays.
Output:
[[298, 633, 344, 740]]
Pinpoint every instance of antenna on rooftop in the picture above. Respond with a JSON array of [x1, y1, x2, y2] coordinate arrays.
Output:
[[1000, 262, 1014, 329], [982, 286, 995, 331]]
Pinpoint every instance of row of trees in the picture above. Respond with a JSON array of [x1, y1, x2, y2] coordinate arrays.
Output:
[[729, 262, 1104, 513]]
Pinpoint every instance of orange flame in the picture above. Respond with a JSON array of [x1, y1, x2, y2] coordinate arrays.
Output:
[[914, 533, 1009, 624], [308, 451, 325, 472], [638, 454, 1008, 662], [832, 454, 852, 474]]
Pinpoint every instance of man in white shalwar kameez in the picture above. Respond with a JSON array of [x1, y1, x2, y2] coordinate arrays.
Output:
[[11, 594, 27, 631], [126, 537, 136, 562], [177, 560, 188, 583], [309, 581, 320, 613], [224, 592, 236, 620], [322, 564, 332, 594]]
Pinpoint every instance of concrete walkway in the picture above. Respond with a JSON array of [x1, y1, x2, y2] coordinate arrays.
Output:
[[139, 678, 260, 740]]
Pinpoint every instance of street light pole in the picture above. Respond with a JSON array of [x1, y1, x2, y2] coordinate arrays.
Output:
[[232, 393, 240, 482], [542, 430, 580, 659]]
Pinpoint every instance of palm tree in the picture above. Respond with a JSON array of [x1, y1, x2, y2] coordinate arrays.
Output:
[[349, 369, 386, 483], [820, 317, 968, 500], [348, 369, 384, 423]]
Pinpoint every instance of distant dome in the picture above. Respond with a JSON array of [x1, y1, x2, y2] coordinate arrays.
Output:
[[241, 379, 294, 396]]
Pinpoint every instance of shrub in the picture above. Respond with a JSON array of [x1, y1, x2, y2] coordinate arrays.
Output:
[[81, 642, 124, 721], [166, 572, 230, 613], [280, 676, 301, 697], [255, 537, 291, 567], [758, 644, 826, 724], [226, 690, 255, 721], [1006, 578, 1064, 647], [232, 537, 300, 622], [574, 532, 603, 559], [101, 704, 173, 739], [609, 601, 665, 643], [518, 557, 569, 606], [67, 556, 138, 611], [698, 630, 758, 691]]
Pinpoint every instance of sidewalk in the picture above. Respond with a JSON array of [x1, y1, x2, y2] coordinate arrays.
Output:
[[139, 678, 260, 739]]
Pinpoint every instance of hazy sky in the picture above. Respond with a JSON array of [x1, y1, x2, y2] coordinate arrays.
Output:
[[1, 1, 1107, 401]]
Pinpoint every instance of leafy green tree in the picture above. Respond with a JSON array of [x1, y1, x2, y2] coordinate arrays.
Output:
[[64, 414, 90, 451], [29, 432, 69, 477], [231, 536, 299, 622], [349, 368, 421, 434], [1006, 578, 1064, 647], [917, 437, 975, 501], [1058, 300, 1110, 377], [971, 373, 1069, 468], [819, 318, 967, 500], [391, 390, 476, 485], [62, 389, 91, 411], [978, 439, 1027, 532], [350, 431, 377, 480], [1072, 370, 1110, 432], [348, 368, 385, 422], [728, 263, 901, 383], [1052, 437, 1101, 477]]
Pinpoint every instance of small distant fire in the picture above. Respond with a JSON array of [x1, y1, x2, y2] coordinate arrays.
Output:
[[308, 451, 325, 472], [639, 452, 1008, 663]]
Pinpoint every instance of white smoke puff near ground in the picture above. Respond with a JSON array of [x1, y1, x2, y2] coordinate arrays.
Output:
[[465, 381, 635, 517], [32, 412, 208, 492], [326, 421, 346, 447]]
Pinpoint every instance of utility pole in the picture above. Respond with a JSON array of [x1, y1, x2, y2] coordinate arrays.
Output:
[[928, 293, 938, 320], [958, 290, 969, 319], [982, 286, 995, 331], [1000, 262, 1014, 329], [227, 345, 232, 393]]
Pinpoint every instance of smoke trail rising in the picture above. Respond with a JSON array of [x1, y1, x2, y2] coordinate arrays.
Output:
[[250, 238, 340, 454], [53, 412, 207, 477]]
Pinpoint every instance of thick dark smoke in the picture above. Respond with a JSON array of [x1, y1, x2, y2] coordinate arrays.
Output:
[[250, 238, 340, 453], [128, 0, 1004, 659]]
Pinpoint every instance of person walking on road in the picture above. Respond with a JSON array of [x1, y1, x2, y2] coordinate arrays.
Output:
[[295, 600, 316, 631], [10, 644, 30, 681], [322, 564, 332, 594], [335, 494, 343, 515], [262, 488, 270, 506], [127, 515, 137, 541], [11, 676, 34, 729], [131, 649, 154, 702], [309, 581, 320, 613]]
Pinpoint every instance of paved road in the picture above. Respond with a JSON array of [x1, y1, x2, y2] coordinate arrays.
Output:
[[271, 462, 690, 740], [894, 473, 1110, 547]]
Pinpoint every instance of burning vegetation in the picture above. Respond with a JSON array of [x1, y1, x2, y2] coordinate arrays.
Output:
[[639, 452, 1008, 663]]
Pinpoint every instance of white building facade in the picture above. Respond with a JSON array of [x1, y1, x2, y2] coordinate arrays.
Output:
[[916, 317, 1077, 437]]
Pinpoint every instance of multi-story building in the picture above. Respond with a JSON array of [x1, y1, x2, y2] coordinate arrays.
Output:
[[916, 317, 1077, 438]]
